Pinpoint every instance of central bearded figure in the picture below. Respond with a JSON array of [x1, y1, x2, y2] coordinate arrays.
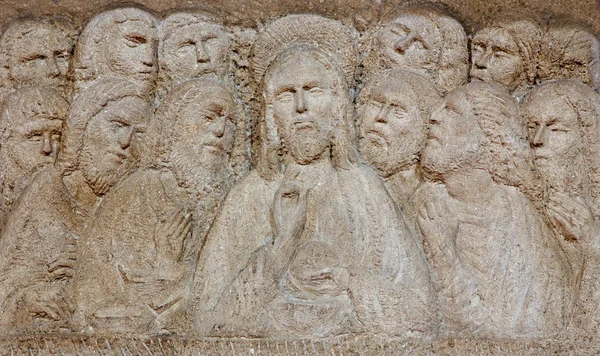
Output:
[[191, 14, 436, 338]]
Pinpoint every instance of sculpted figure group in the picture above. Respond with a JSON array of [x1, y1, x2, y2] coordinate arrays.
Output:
[[0, 4, 599, 340]]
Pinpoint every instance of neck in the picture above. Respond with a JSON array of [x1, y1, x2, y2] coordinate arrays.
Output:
[[284, 152, 335, 188], [387, 164, 421, 203], [444, 167, 495, 203], [62, 169, 102, 215]]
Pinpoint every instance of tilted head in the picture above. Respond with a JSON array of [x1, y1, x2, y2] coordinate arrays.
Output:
[[146, 78, 243, 187], [59, 78, 151, 195], [470, 12, 542, 93], [369, 4, 468, 95], [423, 81, 536, 192], [74, 7, 158, 94], [358, 68, 441, 177]]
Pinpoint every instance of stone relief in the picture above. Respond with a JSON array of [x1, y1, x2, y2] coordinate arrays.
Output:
[[0, 18, 76, 98], [158, 12, 231, 96], [470, 13, 543, 100], [363, 4, 468, 95], [0, 3, 598, 345]]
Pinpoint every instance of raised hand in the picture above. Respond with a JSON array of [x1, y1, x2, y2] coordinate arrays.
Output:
[[547, 192, 595, 243], [17, 284, 74, 322], [154, 207, 193, 261]]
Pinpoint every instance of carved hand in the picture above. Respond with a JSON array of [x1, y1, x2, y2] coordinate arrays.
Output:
[[47, 242, 77, 281], [271, 172, 309, 248], [154, 207, 193, 262], [547, 192, 595, 243], [417, 197, 461, 287], [17, 284, 74, 322]]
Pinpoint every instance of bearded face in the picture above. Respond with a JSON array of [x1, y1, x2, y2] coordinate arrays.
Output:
[[266, 52, 336, 165], [421, 92, 485, 177], [358, 81, 424, 176], [79, 96, 150, 195]]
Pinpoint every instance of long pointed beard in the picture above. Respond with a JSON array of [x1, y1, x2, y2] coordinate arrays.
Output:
[[168, 149, 230, 212]]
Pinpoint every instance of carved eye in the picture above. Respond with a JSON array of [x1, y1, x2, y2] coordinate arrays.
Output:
[[54, 51, 69, 60], [27, 133, 43, 141], [125, 35, 147, 47], [307, 87, 324, 95], [178, 40, 195, 49], [24, 54, 46, 63], [276, 91, 294, 103]]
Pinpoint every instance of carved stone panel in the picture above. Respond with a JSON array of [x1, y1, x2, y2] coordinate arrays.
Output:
[[0, 1, 599, 352]]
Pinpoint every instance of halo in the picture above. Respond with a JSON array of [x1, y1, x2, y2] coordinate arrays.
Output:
[[250, 14, 357, 86]]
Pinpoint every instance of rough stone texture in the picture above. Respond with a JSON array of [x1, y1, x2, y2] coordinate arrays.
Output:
[[0, 0, 599, 354]]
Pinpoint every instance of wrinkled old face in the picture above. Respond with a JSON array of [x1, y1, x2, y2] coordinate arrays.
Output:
[[105, 19, 157, 86], [5, 116, 63, 176], [80, 96, 150, 195], [471, 27, 524, 91], [525, 94, 581, 174], [161, 21, 229, 83], [421, 92, 483, 176], [266, 52, 336, 165], [171, 90, 236, 171], [359, 80, 423, 175], [9, 25, 72, 88], [377, 15, 442, 74]]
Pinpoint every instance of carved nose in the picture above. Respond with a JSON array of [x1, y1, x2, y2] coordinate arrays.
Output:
[[41, 132, 53, 155], [196, 42, 210, 63], [394, 33, 417, 54], [295, 90, 307, 113], [376, 103, 391, 123], [213, 117, 226, 138], [47, 57, 60, 77], [119, 128, 134, 149], [532, 124, 545, 147], [474, 48, 491, 69]]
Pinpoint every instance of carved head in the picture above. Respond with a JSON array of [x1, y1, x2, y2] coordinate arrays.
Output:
[[74, 8, 158, 93], [470, 15, 542, 93], [423, 81, 534, 189], [0, 86, 68, 181], [0, 19, 74, 90], [147, 78, 242, 187], [358, 68, 441, 177], [159, 12, 230, 88], [524, 80, 600, 204], [59, 78, 151, 195], [537, 20, 600, 92], [371, 4, 468, 95], [250, 15, 358, 179]]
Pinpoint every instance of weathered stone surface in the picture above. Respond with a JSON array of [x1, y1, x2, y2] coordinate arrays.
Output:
[[0, 0, 599, 353]]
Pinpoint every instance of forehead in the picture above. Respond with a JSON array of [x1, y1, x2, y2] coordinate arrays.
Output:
[[473, 27, 517, 48], [390, 15, 433, 31], [527, 93, 578, 120], [369, 80, 418, 106], [12, 26, 71, 51], [167, 21, 225, 39], [99, 96, 150, 121], [181, 90, 234, 113], [117, 19, 156, 36], [266, 53, 333, 91]]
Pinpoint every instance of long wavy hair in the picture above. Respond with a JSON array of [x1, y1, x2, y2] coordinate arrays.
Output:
[[255, 45, 358, 180]]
